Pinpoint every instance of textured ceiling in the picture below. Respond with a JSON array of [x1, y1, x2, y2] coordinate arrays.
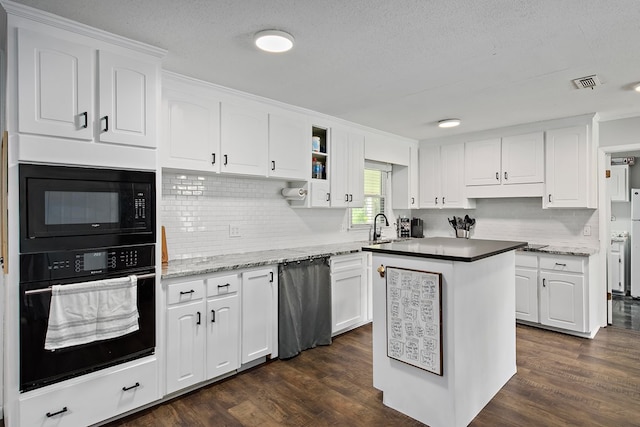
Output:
[[9, 0, 640, 140]]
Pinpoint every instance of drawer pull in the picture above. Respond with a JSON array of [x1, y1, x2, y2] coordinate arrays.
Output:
[[217, 283, 231, 288], [122, 382, 140, 391], [180, 290, 195, 295], [555, 263, 567, 267], [46, 407, 68, 418]]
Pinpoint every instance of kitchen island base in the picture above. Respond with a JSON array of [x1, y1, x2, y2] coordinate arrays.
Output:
[[371, 251, 517, 427]]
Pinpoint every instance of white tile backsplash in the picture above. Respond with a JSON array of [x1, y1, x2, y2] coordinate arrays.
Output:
[[163, 173, 599, 260], [415, 198, 599, 248], [161, 172, 369, 259]]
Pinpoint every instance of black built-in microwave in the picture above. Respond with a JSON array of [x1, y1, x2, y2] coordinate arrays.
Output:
[[19, 164, 155, 253]]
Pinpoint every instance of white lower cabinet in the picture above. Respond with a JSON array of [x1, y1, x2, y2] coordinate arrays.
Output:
[[241, 267, 279, 363], [19, 357, 158, 427], [165, 273, 240, 395], [515, 252, 591, 335], [330, 253, 369, 335]]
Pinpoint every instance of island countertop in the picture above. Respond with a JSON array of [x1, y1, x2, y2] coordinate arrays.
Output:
[[362, 237, 527, 262]]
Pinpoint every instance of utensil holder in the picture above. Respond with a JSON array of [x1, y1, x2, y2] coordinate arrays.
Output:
[[456, 229, 470, 239]]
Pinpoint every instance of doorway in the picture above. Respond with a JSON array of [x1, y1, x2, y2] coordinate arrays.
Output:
[[600, 145, 640, 331]]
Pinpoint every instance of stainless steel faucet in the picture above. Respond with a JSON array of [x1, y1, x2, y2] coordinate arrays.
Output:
[[373, 213, 389, 241]]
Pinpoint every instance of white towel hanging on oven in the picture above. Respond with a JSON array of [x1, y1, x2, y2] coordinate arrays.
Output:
[[44, 275, 139, 350]]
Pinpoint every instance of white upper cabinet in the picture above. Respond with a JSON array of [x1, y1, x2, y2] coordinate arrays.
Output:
[[465, 138, 502, 186], [544, 125, 594, 208], [609, 165, 630, 202], [18, 28, 94, 140], [268, 112, 308, 180], [17, 28, 159, 149], [98, 51, 158, 147], [220, 101, 269, 176], [465, 132, 544, 197], [419, 143, 474, 209], [330, 128, 364, 208], [392, 143, 419, 209], [161, 83, 221, 172], [501, 132, 544, 184]]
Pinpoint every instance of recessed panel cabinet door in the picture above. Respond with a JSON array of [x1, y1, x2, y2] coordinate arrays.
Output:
[[18, 28, 93, 140], [515, 267, 539, 322], [544, 125, 588, 208], [268, 113, 308, 180], [220, 102, 268, 176], [464, 138, 501, 186], [330, 129, 350, 207], [331, 269, 367, 334], [418, 145, 441, 208], [348, 133, 365, 207], [502, 132, 544, 185], [98, 51, 158, 147], [241, 268, 276, 363], [206, 294, 240, 379], [166, 301, 205, 394], [162, 89, 220, 171], [539, 271, 586, 332]]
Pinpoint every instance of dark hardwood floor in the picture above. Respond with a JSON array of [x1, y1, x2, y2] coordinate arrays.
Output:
[[107, 324, 640, 427]]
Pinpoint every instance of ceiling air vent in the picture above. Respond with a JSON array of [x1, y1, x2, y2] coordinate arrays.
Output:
[[573, 74, 601, 90]]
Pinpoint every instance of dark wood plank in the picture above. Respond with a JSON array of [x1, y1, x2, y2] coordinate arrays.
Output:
[[107, 324, 640, 427]]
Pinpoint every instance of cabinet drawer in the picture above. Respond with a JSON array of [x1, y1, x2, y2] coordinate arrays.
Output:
[[539, 255, 584, 273], [168, 279, 205, 305], [515, 252, 538, 268], [19, 357, 158, 427], [330, 253, 365, 272], [206, 273, 240, 297]]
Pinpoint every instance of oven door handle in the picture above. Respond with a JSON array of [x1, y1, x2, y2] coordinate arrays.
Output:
[[23, 273, 156, 296]]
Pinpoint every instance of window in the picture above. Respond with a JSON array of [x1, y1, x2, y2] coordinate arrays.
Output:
[[350, 163, 389, 227]]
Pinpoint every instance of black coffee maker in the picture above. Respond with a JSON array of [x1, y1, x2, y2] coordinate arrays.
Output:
[[410, 218, 424, 238]]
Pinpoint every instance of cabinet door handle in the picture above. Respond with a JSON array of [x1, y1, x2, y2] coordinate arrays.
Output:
[[442, 197, 445, 205], [326, 193, 330, 202], [122, 382, 140, 391], [548, 194, 552, 202], [555, 263, 567, 267], [180, 289, 195, 295], [496, 172, 499, 180], [269, 271, 274, 283], [101, 116, 109, 133], [46, 407, 68, 418], [81, 112, 88, 129], [196, 311, 201, 325], [212, 153, 216, 165], [542, 278, 546, 287], [411, 197, 415, 205], [224, 154, 228, 166], [345, 194, 349, 202], [349, 194, 353, 202], [271, 160, 276, 171], [504, 171, 508, 180], [211, 309, 216, 323], [435, 197, 438, 205]]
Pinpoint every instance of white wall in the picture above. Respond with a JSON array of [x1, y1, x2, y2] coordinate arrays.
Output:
[[161, 172, 370, 259], [415, 198, 599, 248], [600, 116, 640, 147]]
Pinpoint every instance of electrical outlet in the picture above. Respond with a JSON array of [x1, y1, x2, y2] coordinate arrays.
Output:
[[229, 223, 241, 238], [583, 225, 591, 236]]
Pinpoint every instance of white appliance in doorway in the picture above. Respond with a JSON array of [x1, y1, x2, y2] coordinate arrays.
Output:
[[631, 189, 640, 297]]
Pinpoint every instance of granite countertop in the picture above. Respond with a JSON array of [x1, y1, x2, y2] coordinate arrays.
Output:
[[162, 241, 371, 279], [362, 237, 527, 262], [516, 244, 598, 257], [162, 237, 598, 279]]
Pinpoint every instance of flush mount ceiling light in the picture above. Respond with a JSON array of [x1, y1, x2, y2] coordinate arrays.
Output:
[[254, 30, 294, 53], [438, 118, 461, 128], [634, 83, 640, 93]]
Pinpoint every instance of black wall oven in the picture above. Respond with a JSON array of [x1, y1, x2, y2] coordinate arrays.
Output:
[[19, 164, 155, 253], [19, 244, 156, 392], [18, 164, 157, 392]]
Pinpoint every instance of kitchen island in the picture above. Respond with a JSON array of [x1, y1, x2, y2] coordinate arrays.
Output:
[[363, 237, 526, 427]]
